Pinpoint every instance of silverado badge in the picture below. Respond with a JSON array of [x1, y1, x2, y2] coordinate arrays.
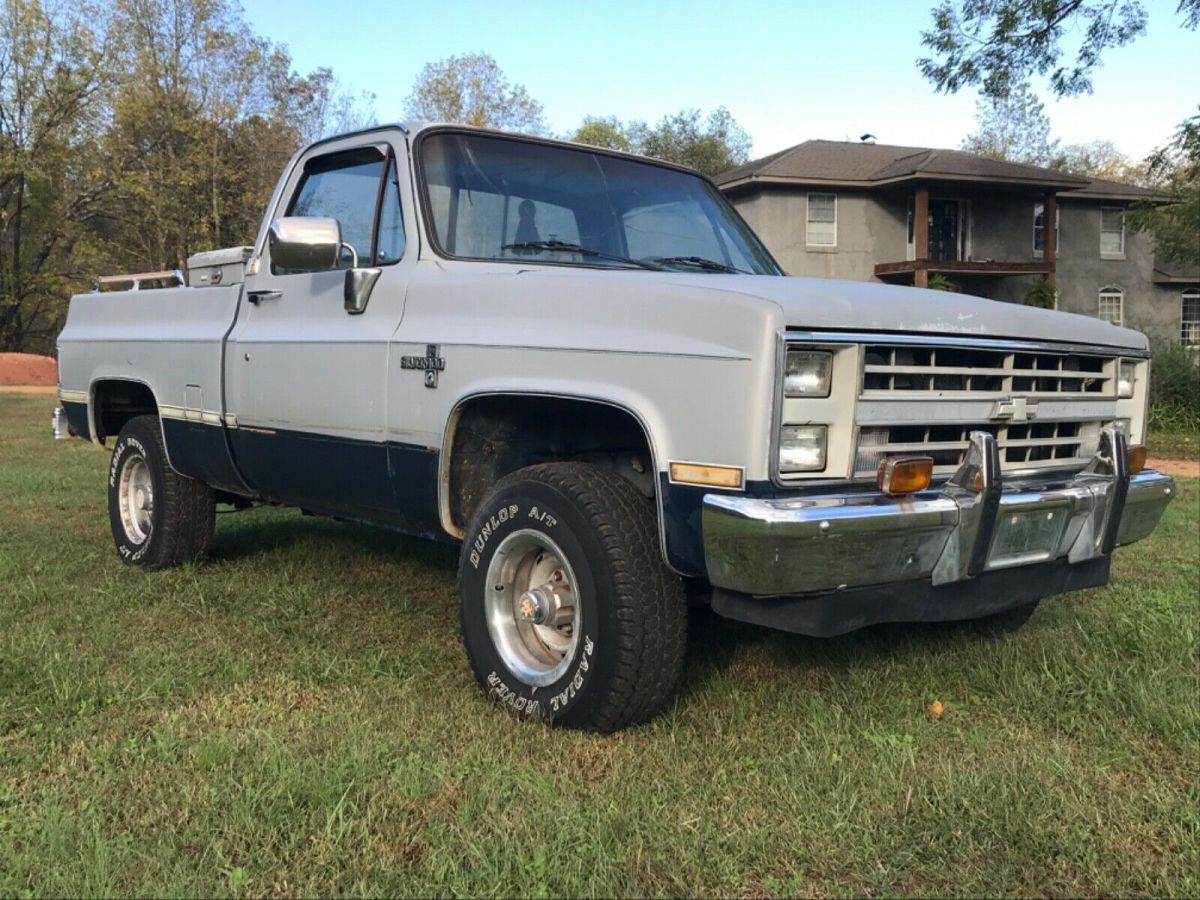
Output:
[[401, 344, 446, 388]]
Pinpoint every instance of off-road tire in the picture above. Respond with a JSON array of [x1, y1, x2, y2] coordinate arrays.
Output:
[[458, 462, 686, 732], [108, 415, 215, 569]]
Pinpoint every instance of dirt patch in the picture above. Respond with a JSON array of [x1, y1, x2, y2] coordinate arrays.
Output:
[[0, 353, 57, 386], [1147, 457, 1200, 479]]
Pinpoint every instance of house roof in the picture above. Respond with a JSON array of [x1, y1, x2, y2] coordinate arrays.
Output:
[[714, 140, 1153, 197], [1070, 176, 1168, 202], [1152, 258, 1200, 284]]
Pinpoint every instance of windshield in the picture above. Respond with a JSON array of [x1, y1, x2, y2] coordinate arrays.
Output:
[[418, 131, 782, 275]]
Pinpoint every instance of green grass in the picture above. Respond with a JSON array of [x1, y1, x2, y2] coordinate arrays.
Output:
[[1149, 430, 1200, 460], [1, 392, 1198, 897]]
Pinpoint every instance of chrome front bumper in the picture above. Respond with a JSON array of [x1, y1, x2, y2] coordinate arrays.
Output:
[[703, 428, 1175, 597]]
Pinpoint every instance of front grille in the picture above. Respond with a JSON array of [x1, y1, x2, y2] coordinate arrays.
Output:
[[852, 341, 1121, 480], [854, 421, 1106, 478], [862, 344, 1113, 397]]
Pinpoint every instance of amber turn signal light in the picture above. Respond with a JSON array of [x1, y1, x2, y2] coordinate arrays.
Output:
[[1127, 444, 1147, 474], [877, 456, 934, 495]]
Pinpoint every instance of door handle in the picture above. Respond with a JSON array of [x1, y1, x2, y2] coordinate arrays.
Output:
[[246, 290, 282, 305]]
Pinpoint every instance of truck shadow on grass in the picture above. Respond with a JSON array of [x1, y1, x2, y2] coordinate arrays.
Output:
[[211, 509, 461, 569], [675, 602, 987, 706]]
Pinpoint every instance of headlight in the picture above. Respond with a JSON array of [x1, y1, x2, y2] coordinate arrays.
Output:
[[779, 425, 827, 472], [785, 350, 832, 398], [1118, 360, 1136, 398]]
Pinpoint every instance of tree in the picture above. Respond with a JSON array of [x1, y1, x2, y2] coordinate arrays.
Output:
[[1051, 140, 1144, 182], [0, 0, 113, 351], [101, 0, 373, 272], [404, 52, 545, 134], [635, 108, 752, 177], [919, 0, 1199, 100], [960, 82, 1059, 166], [1127, 110, 1200, 266], [570, 116, 636, 153]]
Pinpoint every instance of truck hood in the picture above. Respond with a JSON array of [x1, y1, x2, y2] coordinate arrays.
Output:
[[686, 273, 1149, 351]]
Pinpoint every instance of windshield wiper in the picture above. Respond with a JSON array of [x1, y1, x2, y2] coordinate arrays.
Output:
[[650, 255, 746, 274], [502, 240, 662, 271]]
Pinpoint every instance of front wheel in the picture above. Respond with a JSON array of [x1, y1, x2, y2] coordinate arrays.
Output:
[[458, 463, 686, 732], [108, 415, 214, 569]]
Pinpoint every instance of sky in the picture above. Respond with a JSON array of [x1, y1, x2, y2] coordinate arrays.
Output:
[[240, 0, 1199, 162]]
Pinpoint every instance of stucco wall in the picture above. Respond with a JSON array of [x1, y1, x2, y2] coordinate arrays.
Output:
[[732, 188, 906, 280], [1055, 201, 1185, 345]]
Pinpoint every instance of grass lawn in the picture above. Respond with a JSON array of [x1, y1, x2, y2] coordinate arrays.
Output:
[[1, 392, 1198, 897], [1149, 430, 1200, 460]]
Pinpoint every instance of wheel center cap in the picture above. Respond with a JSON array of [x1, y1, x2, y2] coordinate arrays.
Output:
[[135, 488, 147, 510], [518, 588, 548, 624]]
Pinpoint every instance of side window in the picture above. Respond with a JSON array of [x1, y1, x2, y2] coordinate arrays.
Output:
[[806, 193, 837, 247], [1098, 286, 1123, 326], [375, 157, 406, 263], [279, 146, 405, 272], [1182, 290, 1200, 346], [1100, 206, 1125, 259]]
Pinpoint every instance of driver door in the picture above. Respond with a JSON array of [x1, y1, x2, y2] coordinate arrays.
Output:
[[226, 138, 410, 516]]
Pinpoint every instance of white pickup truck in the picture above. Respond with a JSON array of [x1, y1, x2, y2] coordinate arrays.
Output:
[[54, 123, 1175, 731]]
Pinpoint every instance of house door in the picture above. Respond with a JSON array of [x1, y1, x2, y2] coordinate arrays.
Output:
[[929, 198, 961, 261]]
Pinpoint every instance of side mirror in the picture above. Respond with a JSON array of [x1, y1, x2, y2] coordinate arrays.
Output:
[[269, 217, 342, 271]]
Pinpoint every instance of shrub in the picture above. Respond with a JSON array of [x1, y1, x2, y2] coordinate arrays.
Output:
[[1023, 278, 1058, 309], [1149, 341, 1200, 433], [926, 273, 959, 292]]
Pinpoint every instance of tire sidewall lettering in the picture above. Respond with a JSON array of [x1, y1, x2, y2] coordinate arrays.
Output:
[[109, 429, 157, 562], [460, 482, 614, 725]]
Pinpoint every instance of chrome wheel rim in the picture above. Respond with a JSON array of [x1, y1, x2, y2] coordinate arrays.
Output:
[[484, 529, 581, 687], [118, 453, 153, 544]]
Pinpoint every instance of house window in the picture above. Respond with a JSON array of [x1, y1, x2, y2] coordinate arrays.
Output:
[[1183, 290, 1200, 346], [1098, 287, 1123, 326], [806, 193, 837, 247], [1033, 203, 1059, 257], [1100, 207, 1125, 258]]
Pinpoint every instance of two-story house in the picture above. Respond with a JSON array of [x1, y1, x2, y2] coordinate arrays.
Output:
[[716, 140, 1199, 347]]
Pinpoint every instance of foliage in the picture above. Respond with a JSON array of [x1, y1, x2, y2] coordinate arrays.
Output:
[[1126, 109, 1200, 267], [919, 0, 1198, 99], [926, 273, 960, 291], [961, 81, 1059, 165], [1148, 339, 1200, 433], [1, 391, 1197, 895], [570, 116, 636, 153], [1023, 278, 1058, 309], [569, 108, 753, 178], [403, 52, 545, 135], [635, 108, 752, 178], [0, 0, 373, 354], [0, 0, 111, 351], [1051, 140, 1144, 182]]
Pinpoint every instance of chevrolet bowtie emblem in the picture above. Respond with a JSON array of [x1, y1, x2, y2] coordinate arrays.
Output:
[[991, 396, 1039, 422]]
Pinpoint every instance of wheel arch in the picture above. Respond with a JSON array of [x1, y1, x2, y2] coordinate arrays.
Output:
[[438, 390, 674, 570], [88, 378, 181, 474]]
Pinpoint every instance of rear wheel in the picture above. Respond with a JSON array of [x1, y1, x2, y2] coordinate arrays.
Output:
[[108, 415, 214, 569], [458, 462, 686, 732]]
